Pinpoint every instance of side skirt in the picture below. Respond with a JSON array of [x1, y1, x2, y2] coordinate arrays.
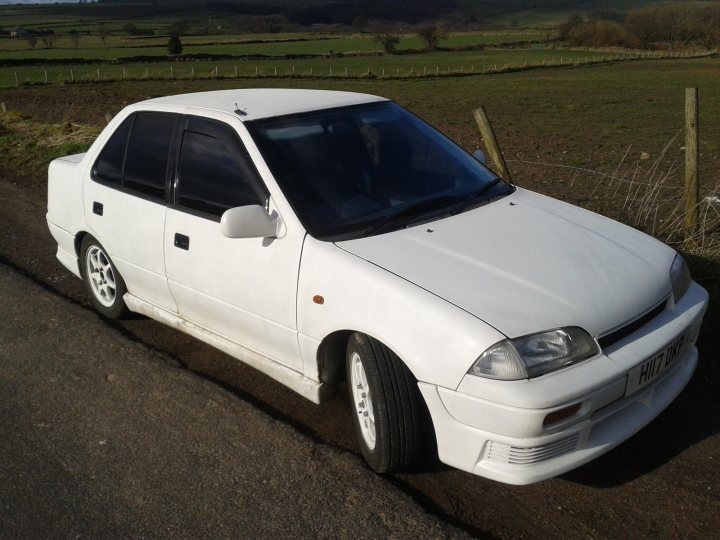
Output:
[[124, 293, 327, 404]]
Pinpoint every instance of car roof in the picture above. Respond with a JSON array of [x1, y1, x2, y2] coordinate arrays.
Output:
[[138, 88, 388, 121]]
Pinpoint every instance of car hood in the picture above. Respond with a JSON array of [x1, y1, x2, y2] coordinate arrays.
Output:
[[336, 188, 674, 339]]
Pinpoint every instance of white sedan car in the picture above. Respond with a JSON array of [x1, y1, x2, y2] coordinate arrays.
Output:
[[47, 89, 708, 484]]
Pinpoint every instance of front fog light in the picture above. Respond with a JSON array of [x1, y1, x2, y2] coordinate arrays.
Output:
[[469, 327, 599, 381], [670, 253, 691, 302]]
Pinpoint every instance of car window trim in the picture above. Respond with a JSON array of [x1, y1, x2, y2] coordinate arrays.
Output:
[[90, 111, 181, 205], [90, 112, 135, 187], [89, 111, 270, 220], [170, 114, 270, 222]]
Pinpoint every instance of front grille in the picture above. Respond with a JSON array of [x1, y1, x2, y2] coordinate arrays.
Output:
[[487, 434, 580, 465], [598, 300, 667, 351]]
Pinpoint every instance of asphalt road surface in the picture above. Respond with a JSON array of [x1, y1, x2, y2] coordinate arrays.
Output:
[[0, 262, 468, 538]]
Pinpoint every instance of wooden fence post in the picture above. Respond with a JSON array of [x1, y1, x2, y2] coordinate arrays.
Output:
[[685, 87, 699, 245], [473, 106, 512, 183]]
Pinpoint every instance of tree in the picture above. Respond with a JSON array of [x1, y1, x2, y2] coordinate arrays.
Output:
[[695, 3, 720, 50], [624, 7, 661, 49], [373, 32, 399, 54], [568, 20, 638, 48], [417, 24, 446, 51], [26, 36, 37, 49], [655, 4, 693, 51], [168, 34, 183, 55], [558, 11, 583, 40]]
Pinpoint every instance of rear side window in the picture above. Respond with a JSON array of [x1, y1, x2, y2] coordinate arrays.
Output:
[[93, 115, 133, 185], [92, 111, 179, 202], [176, 117, 266, 218]]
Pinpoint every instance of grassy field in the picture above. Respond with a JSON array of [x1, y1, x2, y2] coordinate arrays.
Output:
[[0, 31, 547, 61], [4, 48, 668, 88], [2, 56, 718, 200]]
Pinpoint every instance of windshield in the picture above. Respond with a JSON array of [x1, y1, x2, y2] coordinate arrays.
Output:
[[248, 101, 511, 240]]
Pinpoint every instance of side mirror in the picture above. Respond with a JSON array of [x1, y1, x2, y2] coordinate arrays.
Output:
[[472, 149, 487, 164], [221, 205, 279, 239]]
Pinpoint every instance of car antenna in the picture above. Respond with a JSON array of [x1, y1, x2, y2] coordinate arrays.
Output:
[[234, 103, 248, 117]]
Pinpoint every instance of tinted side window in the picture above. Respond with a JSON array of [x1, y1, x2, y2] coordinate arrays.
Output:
[[123, 112, 178, 200], [92, 115, 134, 185], [177, 117, 265, 218]]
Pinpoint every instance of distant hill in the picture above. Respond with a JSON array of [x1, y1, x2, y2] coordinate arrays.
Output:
[[0, 0, 679, 29]]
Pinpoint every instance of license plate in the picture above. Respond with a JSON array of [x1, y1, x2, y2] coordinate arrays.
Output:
[[625, 333, 688, 396]]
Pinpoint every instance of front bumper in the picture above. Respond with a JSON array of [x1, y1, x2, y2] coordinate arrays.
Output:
[[420, 282, 709, 485]]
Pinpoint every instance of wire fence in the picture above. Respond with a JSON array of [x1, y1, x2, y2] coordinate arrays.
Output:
[[6, 48, 715, 88], [506, 131, 720, 254]]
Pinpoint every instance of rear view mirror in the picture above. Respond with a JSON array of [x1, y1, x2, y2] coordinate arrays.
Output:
[[221, 205, 278, 239], [472, 149, 487, 164]]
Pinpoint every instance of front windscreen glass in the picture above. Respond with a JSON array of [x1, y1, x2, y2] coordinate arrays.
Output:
[[248, 101, 511, 240]]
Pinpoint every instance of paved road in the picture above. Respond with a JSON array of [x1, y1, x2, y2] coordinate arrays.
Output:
[[0, 263, 468, 538]]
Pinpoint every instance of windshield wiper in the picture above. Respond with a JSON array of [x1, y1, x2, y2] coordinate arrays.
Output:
[[361, 195, 459, 236], [355, 179, 506, 238], [449, 178, 504, 213]]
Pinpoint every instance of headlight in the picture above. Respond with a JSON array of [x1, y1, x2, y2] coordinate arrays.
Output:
[[670, 253, 691, 302], [469, 327, 599, 380]]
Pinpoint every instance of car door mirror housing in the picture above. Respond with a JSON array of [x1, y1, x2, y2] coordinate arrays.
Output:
[[221, 205, 278, 239]]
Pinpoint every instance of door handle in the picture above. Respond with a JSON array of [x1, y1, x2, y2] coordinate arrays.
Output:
[[92, 201, 103, 216], [174, 233, 190, 250]]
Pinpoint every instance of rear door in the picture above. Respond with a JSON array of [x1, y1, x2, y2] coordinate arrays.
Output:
[[163, 114, 304, 370], [83, 111, 180, 312]]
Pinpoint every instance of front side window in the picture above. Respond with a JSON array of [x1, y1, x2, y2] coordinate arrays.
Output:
[[91, 111, 179, 202], [176, 116, 266, 218], [248, 101, 509, 240]]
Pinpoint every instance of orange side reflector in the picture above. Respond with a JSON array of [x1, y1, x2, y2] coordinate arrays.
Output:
[[313, 295, 324, 305]]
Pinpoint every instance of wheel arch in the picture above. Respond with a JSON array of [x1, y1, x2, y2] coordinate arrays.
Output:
[[74, 230, 89, 257], [316, 328, 422, 390]]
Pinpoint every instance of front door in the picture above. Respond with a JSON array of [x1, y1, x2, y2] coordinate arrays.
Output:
[[163, 115, 304, 370]]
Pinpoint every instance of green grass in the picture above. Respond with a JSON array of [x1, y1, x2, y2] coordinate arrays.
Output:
[[0, 31, 546, 62], [2, 48, 631, 88], [5, 54, 717, 176], [0, 111, 98, 182]]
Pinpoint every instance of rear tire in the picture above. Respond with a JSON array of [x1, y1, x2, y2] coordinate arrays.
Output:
[[80, 235, 128, 319], [346, 332, 429, 473]]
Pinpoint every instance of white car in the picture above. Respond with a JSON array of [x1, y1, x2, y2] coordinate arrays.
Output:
[[47, 89, 708, 484]]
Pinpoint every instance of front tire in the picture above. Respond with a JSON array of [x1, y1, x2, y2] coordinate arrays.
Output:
[[80, 235, 128, 319], [346, 332, 429, 473]]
